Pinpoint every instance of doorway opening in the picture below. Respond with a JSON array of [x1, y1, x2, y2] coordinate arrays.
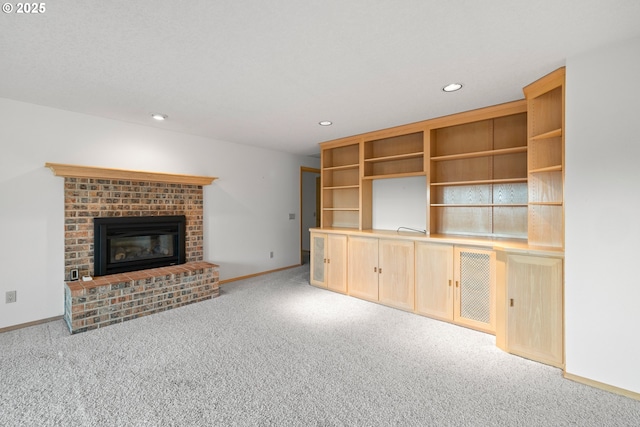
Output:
[[300, 166, 320, 265]]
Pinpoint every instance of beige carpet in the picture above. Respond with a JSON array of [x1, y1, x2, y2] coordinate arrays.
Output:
[[1, 265, 639, 426]]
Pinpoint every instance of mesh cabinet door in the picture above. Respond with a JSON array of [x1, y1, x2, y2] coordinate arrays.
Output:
[[454, 247, 496, 334]]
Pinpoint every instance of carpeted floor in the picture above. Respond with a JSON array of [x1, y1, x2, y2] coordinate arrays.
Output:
[[2, 265, 640, 426]]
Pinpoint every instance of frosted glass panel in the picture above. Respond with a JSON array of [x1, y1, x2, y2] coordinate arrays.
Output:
[[312, 236, 325, 283]]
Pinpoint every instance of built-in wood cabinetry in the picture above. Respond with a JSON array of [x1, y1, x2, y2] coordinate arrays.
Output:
[[415, 243, 496, 334], [310, 228, 563, 364], [310, 232, 347, 293], [454, 247, 496, 334], [524, 67, 565, 248], [430, 111, 528, 239], [318, 68, 565, 247], [347, 236, 415, 311], [415, 242, 454, 321], [311, 67, 566, 367], [377, 239, 415, 311], [504, 253, 563, 367], [347, 236, 379, 301], [321, 141, 362, 229], [363, 131, 425, 179]]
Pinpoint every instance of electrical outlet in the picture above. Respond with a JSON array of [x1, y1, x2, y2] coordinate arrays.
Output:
[[70, 268, 79, 281], [289, 213, 295, 220], [270, 251, 274, 259], [6, 291, 17, 304]]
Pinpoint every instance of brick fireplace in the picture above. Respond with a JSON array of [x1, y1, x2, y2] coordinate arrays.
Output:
[[46, 163, 220, 334], [62, 177, 204, 280]]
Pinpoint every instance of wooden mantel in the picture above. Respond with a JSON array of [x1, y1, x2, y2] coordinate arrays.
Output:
[[45, 163, 217, 186]]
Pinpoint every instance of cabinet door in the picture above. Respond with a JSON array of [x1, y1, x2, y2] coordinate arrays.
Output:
[[415, 242, 454, 321], [378, 239, 415, 311], [347, 236, 379, 302], [310, 233, 327, 288], [326, 234, 348, 293], [454, 247, 496, 334], [507, 254, 563, 367]]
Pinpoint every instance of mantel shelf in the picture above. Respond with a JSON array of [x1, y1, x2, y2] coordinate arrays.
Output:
[[45, 163, 217, 186]]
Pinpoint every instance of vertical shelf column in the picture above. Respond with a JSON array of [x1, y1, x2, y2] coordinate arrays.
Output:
[[524, 67, 565, 248], [321, 141, 362, 229]]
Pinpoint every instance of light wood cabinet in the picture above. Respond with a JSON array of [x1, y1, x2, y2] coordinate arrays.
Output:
[[312, 67, 565, 364], [506, 254, 563, 367], [415, 242, 496, 334], [347, 236, 379, 301], [347, 236, 415, 310], [415, 242, 454, 321], [310, 232, 347, 293], [454, 246, 496, 334], [378, 239, 415, 311], [524, 67, 565, 248]]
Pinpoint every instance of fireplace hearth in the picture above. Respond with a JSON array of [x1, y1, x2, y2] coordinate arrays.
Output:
[[94, 215, 186, 276]]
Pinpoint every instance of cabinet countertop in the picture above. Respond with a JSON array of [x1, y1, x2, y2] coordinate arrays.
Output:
[[309, 228, 564, 257]]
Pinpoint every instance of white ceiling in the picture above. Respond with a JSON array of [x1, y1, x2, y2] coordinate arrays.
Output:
[[2, 1, 640, 156]]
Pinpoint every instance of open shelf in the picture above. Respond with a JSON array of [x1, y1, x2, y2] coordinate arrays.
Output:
[[364, 151, 423, 163], [324, 184, 359, 190], [429, 111, 528, 239], [528, 171, 563, 204], [528, 205, 563, 247], [529, 201, 563, 206], [317, 96, 561, 244], [364, 157, 423, 177], [524, 68, 565, 248], [431, 204, 528, 207], [324, 163, 359, 171], [323, 186, 360, 210], [531, 128, 562, 141], [431, 146, 527, 162], [363, 132, 424, 178], [528, 87, 563, 136], [363, 171, 426, 180], [431, 178, 527, 187], [529, 165, 562, 174], [323, 143, 359, 169], [321, 142, 361, 229], [322, 209, 360, 229], [430, 205, 528, 239]]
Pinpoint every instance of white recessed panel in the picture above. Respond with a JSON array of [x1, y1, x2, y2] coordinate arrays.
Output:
[[372, 176, 426, 232]]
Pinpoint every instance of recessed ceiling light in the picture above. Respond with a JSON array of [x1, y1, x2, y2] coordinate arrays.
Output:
[[319, 121, 333, 126], [442, 83, 463, 92], [151, 113, 168, 121]]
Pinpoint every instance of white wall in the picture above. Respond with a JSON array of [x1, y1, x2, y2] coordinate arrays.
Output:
[[0, 98, 319, 329], [372, 176, 427, 232], [565, 35, 640, 393]]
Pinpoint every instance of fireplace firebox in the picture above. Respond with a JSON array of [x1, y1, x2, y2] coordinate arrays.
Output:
[[94, 215, 186, 276]]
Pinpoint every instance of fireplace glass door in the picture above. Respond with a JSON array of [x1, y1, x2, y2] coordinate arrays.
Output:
[[94, 216, 186, 276]]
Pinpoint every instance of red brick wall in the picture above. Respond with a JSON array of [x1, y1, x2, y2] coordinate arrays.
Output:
[[64, 261, 219, 333], [63, 178, 204, 280]]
